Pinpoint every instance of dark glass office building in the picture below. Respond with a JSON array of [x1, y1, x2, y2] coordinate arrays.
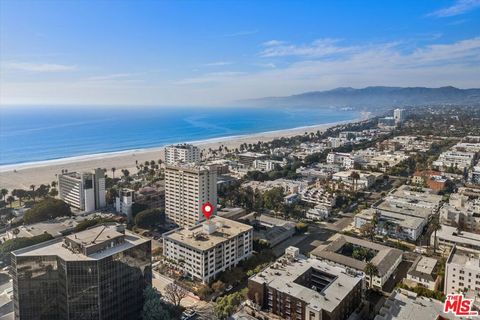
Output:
[[11, 224, 152, 320]]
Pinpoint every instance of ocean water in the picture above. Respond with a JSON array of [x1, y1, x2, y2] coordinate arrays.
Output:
[[0, 106, 359, 166]]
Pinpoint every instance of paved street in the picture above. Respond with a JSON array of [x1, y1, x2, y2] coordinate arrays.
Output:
[[152, 272, 214, 319]]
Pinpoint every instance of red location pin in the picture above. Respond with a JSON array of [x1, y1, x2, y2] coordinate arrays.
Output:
[[202, 202, 214, 219]]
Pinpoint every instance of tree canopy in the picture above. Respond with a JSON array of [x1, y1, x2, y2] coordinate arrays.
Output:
[[0, 233, 54, 258], [135, 208, 165, 228], [24, 198, 71, 224]]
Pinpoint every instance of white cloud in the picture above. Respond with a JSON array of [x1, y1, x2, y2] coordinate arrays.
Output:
[[2, 61, 76, 72], [259, 38, 358, 58], [223, 30, 258, 37], [262, 40, 286, 47], [1, 37, 480, 106], [202, 61, 233, 67], [428, 0, 480, 17], [86, 73, 138, 81], [173, 72, 246, 85]]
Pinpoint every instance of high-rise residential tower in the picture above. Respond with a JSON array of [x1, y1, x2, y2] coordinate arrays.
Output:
[[165, 163, 217, 227], [58, 168, 106, 211], [164, 144, 200, 164]]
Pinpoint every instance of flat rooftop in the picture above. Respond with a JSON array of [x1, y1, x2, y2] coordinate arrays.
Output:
[[356, 209, 424, 230], [250, 254, 362, 313], [407, 256, 438, 282], [310, 234, 402, 277], [376, 201, 432, 219], [13, 224, 149, 261], [375, 290, 454, 320], [65, 226, 124, 249], [238, 152, 267, 158], [448, 247, 480, 269], [163, 216, 252, 251], [436, 225, 480, 249], [389, 185, 443, 205]]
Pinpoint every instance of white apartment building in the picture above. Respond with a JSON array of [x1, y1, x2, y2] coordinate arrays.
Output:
[[440, 194, 480, 233], [393, 108, 405, 124], [332, 170, 383, 190], [405, 256, 440, 291], [58, 168, 106, 212], [328, 137, 348, 148], [453, 142, 480, 154], [433, 150, 476, 171], [165, 163, 217, 228], [300, 187, 336, 207], [165, 144, 200, 164], [327, 152, 351, 166], [445, 246, 480, 303], [310, 234, 402, 290], [115, 188, 135, 221], [252, 159, 285, 172], [355, 208, 425, 241], [306, 205, 331, 220], [163, 216, 253, 283], [431, 225, 480, 251]]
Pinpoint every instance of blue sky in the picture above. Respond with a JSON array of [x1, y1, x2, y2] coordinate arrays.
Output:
[[1, 0, 479, 105]]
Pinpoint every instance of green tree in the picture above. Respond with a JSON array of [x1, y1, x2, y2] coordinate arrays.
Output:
[[349, 171, 360, 192], [364, 262, 379, 289], [30, 185, 36, 203], [214, 290, 247, 320], [1, 189, 8, 203], [0, 233, 54, 256], [212, 280, 226, 293], [141, 286, 172, 320], [49, 188, 58, 197], [111, 167, 116, 179], [7, 196, 15, 208], [24, 198, 71, 224], [135, 208, 165, 228], [431, 217, 442, 254]]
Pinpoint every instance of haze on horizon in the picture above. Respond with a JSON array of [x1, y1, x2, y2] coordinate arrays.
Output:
[[1, 0, 480, 106]]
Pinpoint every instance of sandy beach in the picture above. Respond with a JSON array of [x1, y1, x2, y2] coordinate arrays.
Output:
[[0, 119, 361, 190]]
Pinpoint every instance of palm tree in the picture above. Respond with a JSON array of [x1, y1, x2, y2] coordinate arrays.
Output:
[[7, 196, 14, 208], [431, 217, 442, 254], [1, 188, 8, 203], [364, 262, 379, 289], [349, 171, 361, 191], [51, 181, 57, 188], [111, 167, 116, 179], [30, 185, 36, 203]]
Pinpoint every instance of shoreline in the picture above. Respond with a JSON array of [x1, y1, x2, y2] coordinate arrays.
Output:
[[0, 116, 368, 190]]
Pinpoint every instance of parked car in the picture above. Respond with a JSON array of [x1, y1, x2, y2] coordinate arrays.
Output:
[[181, 309, 196, 320]]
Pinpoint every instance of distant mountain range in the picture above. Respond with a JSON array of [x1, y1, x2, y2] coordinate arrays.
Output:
[[241, 86, 480, 109]]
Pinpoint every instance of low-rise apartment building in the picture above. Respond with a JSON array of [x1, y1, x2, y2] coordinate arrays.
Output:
[[431, 225, 480, 251], [238, 152, 267, 167], [404, 256, 440, 291], [440, 194, 480, 233], [355, 208, 425, 241], [253, 159, 286, 172], [248, 247, 363, 320], [310, 234, 402, 290], [433, 150, 476, 172], [163, 216, 253, 283], [332, 170, 383, 191]]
